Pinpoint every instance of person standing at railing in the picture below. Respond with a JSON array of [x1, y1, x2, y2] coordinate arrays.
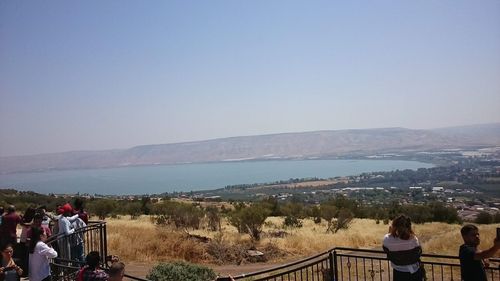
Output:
[[382, 215, 423, 281], [73, 198, 89, 225], [57, 203, 77, 261], [71, 217, 87, 262], [28, 227, 57, 281], [459, 224, 500, 281]]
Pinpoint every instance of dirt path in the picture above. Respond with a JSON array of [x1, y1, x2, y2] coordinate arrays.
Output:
[[125, 258, 297, 279]]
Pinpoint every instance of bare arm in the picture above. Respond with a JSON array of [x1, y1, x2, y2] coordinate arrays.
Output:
[[474, 239, 500, 260]]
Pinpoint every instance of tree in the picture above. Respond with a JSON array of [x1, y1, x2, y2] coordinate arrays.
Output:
[[475, 212, 493, 224], [320, 205, 338, 233], [331, 208, 354, 233], [228, 204, 270, 241], [125, 201, 142, 219], [152, 201, 205, 229], [205, 206, 221, 232], [88, 199, 117, 219]]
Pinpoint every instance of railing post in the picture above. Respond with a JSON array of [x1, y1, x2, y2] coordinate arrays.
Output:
[[103, 223, 108, 262], [329, 249, 337, 281]]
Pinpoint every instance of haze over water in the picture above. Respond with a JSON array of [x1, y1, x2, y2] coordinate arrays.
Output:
[[0, 159, 433, 195]]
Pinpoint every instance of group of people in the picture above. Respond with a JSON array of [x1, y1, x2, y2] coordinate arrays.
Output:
[[0, 201, 125, 281], [383, 214, 500, 281], [0, 204, 59, 281]]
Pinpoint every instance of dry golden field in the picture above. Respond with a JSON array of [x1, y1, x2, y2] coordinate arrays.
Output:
[[105, 215, 500, 266]]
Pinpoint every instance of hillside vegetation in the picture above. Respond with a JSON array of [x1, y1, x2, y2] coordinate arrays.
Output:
[[106, 216, 500, 265]]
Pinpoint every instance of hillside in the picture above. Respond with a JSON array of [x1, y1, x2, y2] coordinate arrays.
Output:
[[1, 124, 499, 174]]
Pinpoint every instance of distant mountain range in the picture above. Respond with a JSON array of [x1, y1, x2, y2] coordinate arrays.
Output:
[[1, 123, 499, 174]]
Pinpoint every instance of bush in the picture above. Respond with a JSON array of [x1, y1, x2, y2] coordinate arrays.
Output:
[[152, 201, 205, 229], [283, 216, 303, 228], [331, 208, 354, 233], [147, 261, 216, 281], [475, 211, 493, 224], [228, 203, 270, 241], [88, 199, 117, 219]]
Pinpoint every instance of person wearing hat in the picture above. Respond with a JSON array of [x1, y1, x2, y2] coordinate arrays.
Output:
[[57, 203, 77, 261]]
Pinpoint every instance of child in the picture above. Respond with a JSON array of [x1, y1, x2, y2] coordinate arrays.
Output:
[[459, 224, 500, 281]]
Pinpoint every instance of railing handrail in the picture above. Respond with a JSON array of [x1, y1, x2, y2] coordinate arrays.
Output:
[[46, 220, 106, 245], [228, 246, 500, 280], [229, 248, 332, 279]]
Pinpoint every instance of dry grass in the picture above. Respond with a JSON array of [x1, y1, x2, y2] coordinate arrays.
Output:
[[106, 216, 500, 265]]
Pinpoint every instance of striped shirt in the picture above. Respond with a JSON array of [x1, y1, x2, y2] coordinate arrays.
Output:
[[383, 234, 421, 273]]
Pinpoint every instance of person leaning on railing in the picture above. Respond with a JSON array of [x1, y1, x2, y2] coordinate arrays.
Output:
[[382, 215, 424, 281], [459, 224, 500, 281]]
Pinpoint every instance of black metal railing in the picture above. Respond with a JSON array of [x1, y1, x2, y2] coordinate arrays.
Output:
[[47, 220, 107, 280], [47, 220, 149, 281], [218, 247, 500, 281], [47, 224, 500, 281]]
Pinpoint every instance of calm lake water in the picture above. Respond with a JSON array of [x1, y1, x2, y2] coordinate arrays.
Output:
[[0, 160, 433, 195]]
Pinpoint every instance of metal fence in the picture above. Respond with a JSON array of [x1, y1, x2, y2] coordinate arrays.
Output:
[[47, 224, 500, 281], [47, 220, 107, 280], [219, 247, 500, 281]]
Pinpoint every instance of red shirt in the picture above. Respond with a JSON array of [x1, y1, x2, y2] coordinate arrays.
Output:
[[0, 213, 22, 238]]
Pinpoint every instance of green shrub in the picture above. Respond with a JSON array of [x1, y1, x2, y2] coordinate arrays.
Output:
[[283, 215, 303, 228], [228, 203, 270, 241], [147, 261, 217, 281], [475, 211, 493, 224]]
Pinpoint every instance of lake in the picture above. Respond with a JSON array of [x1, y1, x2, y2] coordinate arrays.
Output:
[[0, 159, 434, 195]]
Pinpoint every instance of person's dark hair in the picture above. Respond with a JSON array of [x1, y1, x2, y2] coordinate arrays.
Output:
[[33, 213, 43, 221], [0, 243, 13, 264], [23, 206, 36, 223], [1, 243, 13, 252], [74, 198, 85, 210], [0, 206, 4, 214], [7, 205, 15, 213], [461, 224, 479, 236], [109, 261, 125, 277], [390, 214, 414, 240], [29, 227, 44, 254], [85, 251, 102, 269]]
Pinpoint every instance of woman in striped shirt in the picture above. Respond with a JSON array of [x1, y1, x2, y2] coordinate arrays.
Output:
[[382, 215, 424, 281]]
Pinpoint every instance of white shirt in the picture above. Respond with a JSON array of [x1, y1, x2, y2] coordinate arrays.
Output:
[[383, 234, 421, 273], [29, 241, 58, 281], [58, 215, 75, 235]]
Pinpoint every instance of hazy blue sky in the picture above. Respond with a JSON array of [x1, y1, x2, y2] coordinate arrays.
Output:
[[1, 1, 499, 157]]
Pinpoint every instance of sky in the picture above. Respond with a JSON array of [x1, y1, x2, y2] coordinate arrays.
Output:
[[1, 1, 499, 157]]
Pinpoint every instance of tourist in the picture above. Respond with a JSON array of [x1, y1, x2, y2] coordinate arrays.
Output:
[[57, 203, 78, 260], [18, 207, 36, 276], [459, 224, 500, 281], [0, 206, 4, 225], [28, 227, 58, 281], [108, 261, 125, 281], [36, 206, 53, 230], [71, 216, 87, 262], [73, 198, 89, 224], [76, 251, 109, 281], [382, 215, 423, 281], [0, 243, 23, 281], [27, 213, 53, 245], [0, 206, 22, 247]]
